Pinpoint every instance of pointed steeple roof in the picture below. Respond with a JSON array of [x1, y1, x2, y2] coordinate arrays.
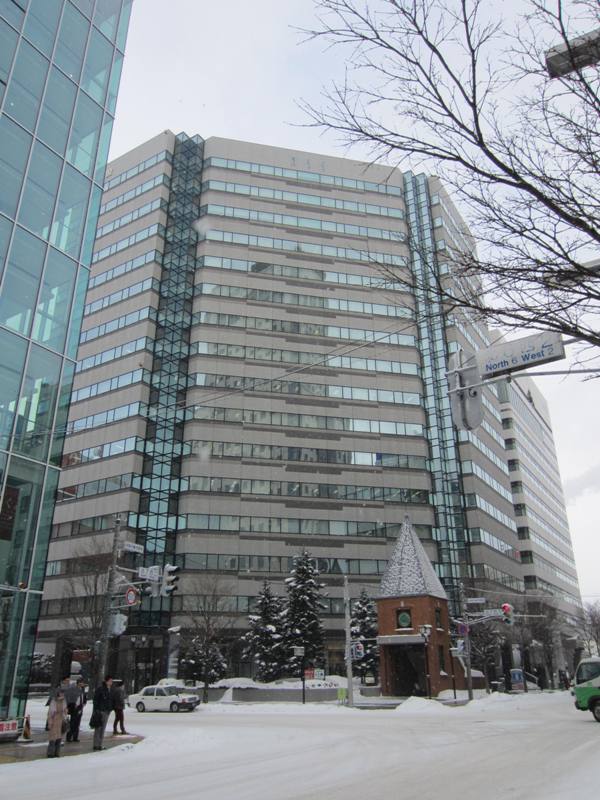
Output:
[[379, 516, 447, 600]]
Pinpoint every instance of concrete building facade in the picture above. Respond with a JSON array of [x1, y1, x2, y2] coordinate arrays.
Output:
[[37, 131, 581, 681]]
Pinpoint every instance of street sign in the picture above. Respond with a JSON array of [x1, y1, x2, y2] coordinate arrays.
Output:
[[304, 668, 315, 680], [457, 622, 469, 636], [475, 332, 564, 380], [125, 586, 139, 606], [292, 646, 305, 657], [314, 668, 325, 680], [465, 597, 486, 604], [138, 565, 161, 581], [123, 541, 144, 554]]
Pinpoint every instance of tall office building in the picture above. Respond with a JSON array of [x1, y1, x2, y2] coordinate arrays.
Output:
[[38, 131, 581, 682], [0, 0, 131, 723]]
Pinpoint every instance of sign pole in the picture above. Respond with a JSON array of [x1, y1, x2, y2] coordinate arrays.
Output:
[[343, 575, 354, 707]]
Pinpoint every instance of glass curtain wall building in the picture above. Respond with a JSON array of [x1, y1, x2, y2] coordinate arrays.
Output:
[[0, 0, 131, 722], [37, 132, 582, 681]]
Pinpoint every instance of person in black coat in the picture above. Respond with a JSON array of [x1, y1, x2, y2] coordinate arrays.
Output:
[[92, 675, 113, 751], [65, 677, 87, 742]]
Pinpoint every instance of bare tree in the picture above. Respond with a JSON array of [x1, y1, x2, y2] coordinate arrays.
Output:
[[179, 574, 236, 702], [581, 600, 600, 655], [303, 0, 600, 369]]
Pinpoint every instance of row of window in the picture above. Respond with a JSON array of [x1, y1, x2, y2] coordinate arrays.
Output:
[[204, 156, 403, 196], [75, 335, 152, 373], [87, 248, 160, 289], [191, 371, 421, 406], [514, 503, 571, 547], [520, 551, 579, 588], [62, 434, 142, 467], [458, 429, 509, 476], [91, 222, 165, 263], [57, 471, 136, 502], [67, 400, 143, 435], [508, 458, 565, 511], [80, 305, 156, 344], [465, 493, 517, 532], [70, 366, 150, 403], [188, 404, 424, 437], [201, 229, 406, 267], [96, 196, 166, 239], [100, 172, 169, 215], [103, 148, 172, 191], [183, 475, 429, 504], [202, 180, 404, 218], [198, 204, 406, 243], [83, 276, 159, 315], [518, 526, 575, 568], [199, 255, 405, 292], [182, 553, 389, 575], [194, 340, 420, 377], [523, 576, 581, 608], [467, 528, 520, 561], [470, 562, 524, 593], [513, 481, 569, 532], [196, 281, 411, 318], [462, 460, 512, 503], [179, 513, 420, 539], [188, 440, 427, 470], [194, 311, 416, 347]]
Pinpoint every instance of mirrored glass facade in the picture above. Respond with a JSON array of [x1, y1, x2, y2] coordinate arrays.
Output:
[[0, 0, 131, 722]]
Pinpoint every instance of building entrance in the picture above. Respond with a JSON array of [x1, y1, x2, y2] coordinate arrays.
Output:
[[390, 645, 425, 696]]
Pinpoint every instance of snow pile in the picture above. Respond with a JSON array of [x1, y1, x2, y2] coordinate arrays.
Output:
[[394, 696, 449, 715]]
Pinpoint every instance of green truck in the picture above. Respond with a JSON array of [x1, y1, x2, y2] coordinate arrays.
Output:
[[572, 656, 600, 722]]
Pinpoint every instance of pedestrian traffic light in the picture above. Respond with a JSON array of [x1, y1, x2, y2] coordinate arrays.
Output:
[[501, 603, 514, 625], [144, 577, 160, 598], [160, 564, 180, 597]]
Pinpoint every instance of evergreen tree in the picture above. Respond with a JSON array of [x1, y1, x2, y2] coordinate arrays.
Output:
[[282, 551, 326, 674], [179, 636, 227, 703], [242, 581, 286, 682], [350, 589, 379, 682]]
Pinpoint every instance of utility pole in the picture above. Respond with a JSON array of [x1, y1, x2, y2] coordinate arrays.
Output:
[[458, 583, 474, 701], [97, 515, 122, 683], [343, 575, 354, 707]]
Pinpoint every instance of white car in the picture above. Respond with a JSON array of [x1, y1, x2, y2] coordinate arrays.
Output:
[[128, 685, 200, 713]]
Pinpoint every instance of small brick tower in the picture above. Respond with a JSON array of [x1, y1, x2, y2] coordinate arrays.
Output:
[[377, 516, 456, 697]]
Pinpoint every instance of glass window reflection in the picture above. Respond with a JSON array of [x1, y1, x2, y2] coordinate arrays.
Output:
[[32, 247, 77, 351], [13, 343, 62, 462], [23, 0, 62, 56], [0, 117, 31, 218], [50, 164, 90, 258], [82, 27, 113, 105], [18, 142, 62, 239], [67, 92, 102, 176], [4, 39, 49, 131], [55, 2, 89, 81], [0, 328, 27, 451], [37, 67, 77, 156], [0, 226, 46, 336]]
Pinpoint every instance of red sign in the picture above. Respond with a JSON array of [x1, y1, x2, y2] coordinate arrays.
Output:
[[304, 668, 314, 680], [0, 720, 18, 735], [125, 586, 139, 606]]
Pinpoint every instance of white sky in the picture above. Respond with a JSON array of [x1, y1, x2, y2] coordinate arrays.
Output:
[[108, 0, 600, 601]]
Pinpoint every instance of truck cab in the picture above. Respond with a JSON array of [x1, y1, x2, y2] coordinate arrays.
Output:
[[572, 656, 600, 722]]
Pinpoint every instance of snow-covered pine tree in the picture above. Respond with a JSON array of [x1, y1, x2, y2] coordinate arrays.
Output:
[[282, 551, 326, 674], [242, 580, 286, 682], [350, 589, 379, 682], [179, 636, 227, 703]]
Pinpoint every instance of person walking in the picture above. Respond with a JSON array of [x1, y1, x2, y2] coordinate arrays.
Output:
[[47, 687, 68, 758], [91, 675, 113, 751], [65, 677, 87, 742], [111, 679, 128, 735]]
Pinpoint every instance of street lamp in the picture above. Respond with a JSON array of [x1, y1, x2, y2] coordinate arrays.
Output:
[[419, 624, 433, 699]]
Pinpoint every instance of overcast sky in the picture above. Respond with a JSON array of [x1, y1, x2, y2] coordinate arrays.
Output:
[[108, 0, 600, 601]]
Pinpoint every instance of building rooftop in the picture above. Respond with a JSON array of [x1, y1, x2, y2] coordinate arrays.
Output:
[[378, 516, 448, 600]]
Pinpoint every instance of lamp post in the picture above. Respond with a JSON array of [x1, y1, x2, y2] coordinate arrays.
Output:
[[293, 646, 306, 704], [419, 624, 432, 699]]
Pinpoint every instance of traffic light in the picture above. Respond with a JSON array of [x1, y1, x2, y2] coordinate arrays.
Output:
[[448, 350, 484, 431], [160, 564, 180, 597], [144, 578, 161, 598], [501, 603, 514, 625]]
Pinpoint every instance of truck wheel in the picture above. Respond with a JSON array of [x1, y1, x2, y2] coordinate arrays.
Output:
[[136, 702, 145, 713], [592, 701, 600, 723]]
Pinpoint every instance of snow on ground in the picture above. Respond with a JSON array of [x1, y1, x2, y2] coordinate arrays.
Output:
[[1, 691, 597, 800]]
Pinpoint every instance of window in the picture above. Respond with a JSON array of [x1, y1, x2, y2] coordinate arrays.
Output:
[[576, 662, 600, 684], [3, 39, 48, 131], [435, 608, 442, 629], [0, 327, 27, 451], [438, 646, 446, 673], [67, 91, 103, 177], [396, 609, 412, 629], [19, 141, 62, 238], [55, 2, 90, 81], [81, 27, 113, 105], [142, 687, 154, 697], [50, 164, 90, 258], [32, 247, 77, 352], [0, 226, 46, 336], [37, 67, 77, 156], [23, 0, 62, 56], [0, 116, 31, 217], [13, 343, 62, 462]]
